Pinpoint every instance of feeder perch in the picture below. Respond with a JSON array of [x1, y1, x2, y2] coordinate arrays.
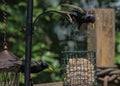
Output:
[[0, 47, 22, 86]]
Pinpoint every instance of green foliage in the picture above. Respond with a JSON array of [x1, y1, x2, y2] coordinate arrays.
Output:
[[115, 32, 120, 64]]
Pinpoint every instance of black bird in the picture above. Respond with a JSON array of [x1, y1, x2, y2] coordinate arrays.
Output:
[[20, 60, 54, 73], [61, 4, 95, 29]]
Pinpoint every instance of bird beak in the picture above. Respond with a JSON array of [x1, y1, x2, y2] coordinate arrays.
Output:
[[89, 23, 95, 29], [48, 66, 54, 72]]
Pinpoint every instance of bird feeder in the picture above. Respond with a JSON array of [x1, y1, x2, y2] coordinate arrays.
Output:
[[0, 0, 22, 85], [0, 46, 21, 86], [61, 51, 97, 86]]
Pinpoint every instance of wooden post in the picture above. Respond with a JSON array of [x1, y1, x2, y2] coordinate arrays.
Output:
[[88, 9, 115, 67]]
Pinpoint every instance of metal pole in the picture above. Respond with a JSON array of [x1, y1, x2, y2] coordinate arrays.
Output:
[[25, 0, 33, 86]]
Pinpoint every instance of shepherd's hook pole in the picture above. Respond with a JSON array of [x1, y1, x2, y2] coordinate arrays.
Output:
[[25, 0, 33, 86]]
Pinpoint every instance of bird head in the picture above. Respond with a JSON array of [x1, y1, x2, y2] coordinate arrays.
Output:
[[81, 13, 95, 23], [20, 60, 54, 73], [40, 62, 54, 73]]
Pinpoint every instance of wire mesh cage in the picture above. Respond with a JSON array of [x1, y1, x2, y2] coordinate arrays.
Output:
[[0, 72, 20, 86], [61, 51, 97, 86]]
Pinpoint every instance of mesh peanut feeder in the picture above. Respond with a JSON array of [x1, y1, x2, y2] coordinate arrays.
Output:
[[61, 51, 97, 86]]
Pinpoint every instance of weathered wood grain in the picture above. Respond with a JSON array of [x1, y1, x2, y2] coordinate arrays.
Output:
[[87, 9, 115, 67], [34, 82, 63, 86]]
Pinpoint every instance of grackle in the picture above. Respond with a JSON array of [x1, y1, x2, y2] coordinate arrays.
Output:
[[61, 4, 95, 29], [20, 60, 54, 73]]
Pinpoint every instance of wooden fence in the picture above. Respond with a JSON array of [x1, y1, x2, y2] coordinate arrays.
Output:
[[34, 82, 62, 86]]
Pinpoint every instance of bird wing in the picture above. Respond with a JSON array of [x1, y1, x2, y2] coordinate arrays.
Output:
[[61, 4, 86, 14]]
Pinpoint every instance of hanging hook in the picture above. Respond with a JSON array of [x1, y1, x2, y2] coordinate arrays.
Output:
[[33, 10, 73, 26]]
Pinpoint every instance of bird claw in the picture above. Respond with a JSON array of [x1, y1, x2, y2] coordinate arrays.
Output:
[[66, 12, 73, 23]]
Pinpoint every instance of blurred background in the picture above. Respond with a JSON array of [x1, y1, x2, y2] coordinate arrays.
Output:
[[0, 0, 120, 85]]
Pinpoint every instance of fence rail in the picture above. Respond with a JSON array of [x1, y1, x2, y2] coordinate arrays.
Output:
[[34, 82, 62, 86]]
